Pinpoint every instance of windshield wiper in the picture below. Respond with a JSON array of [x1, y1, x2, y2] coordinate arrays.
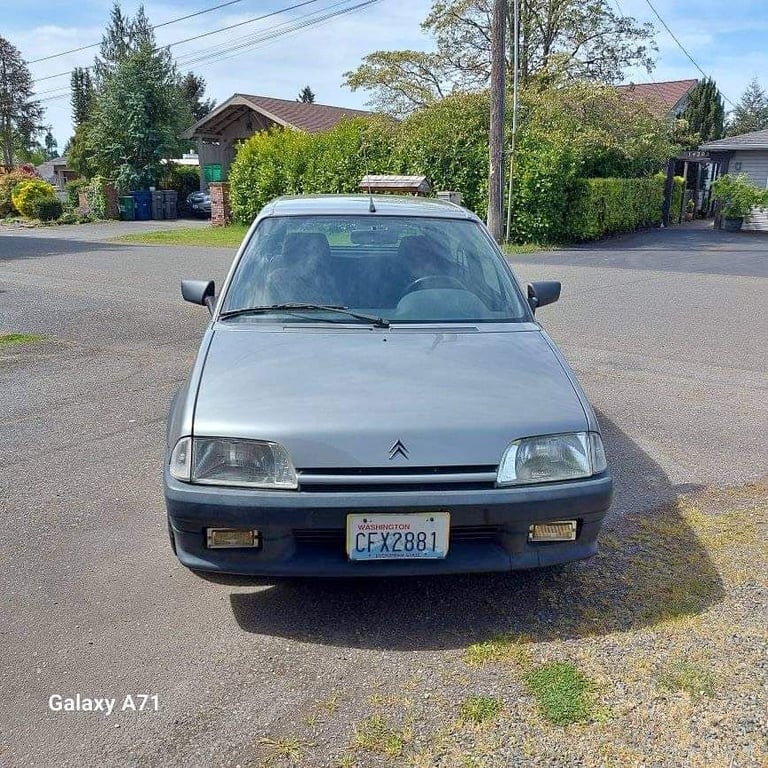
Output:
[[219, 303, 390, 328]]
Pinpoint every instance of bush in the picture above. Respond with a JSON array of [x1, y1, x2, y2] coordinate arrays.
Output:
[[565, 175, 684, 241], [0, 166, 39, 215], [394, 92, 490, 216], [711, 173, 768, 218], [30, 197, 64, 221], [64, 178, 89, 209], [229, 127, 312, 223], [10, 179, 57, 218], [158, 163, 200, 211]]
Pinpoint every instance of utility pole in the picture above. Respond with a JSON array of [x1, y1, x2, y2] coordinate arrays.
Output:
[[505, 0, 520, 242], [486, 0, 506, 241]]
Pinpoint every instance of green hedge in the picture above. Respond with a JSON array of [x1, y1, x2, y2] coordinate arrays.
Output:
[[565, 176, 684, 241]]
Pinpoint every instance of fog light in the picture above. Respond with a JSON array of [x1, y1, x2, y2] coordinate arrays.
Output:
[[528, 521, 577, 542], [206, 528, 261, 548]]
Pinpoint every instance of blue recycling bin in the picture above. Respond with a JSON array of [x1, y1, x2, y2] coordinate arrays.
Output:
[[131, 190, 152, 221]]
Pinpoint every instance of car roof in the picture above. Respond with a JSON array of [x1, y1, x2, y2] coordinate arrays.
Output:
[[259, 194, 478, 220]]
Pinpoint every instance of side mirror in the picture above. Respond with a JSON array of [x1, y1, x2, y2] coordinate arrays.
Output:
[[181, 279, 216, 314], [527, 281, 561, 312]]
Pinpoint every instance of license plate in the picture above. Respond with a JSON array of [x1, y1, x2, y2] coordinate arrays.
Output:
[[346, 513, 450, 561]]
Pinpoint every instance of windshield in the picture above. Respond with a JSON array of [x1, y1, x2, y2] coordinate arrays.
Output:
[[220, 215, 529, 324]]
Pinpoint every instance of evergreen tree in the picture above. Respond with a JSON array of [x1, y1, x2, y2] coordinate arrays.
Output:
[[682, 78, 724, 144], [297, 85, 316, 103], [71, 67, 95, 126], [180, 72, 216, 121], [727, 78, 768, 136], [0, 35, 45, 167], [44, 130, 58, 159]]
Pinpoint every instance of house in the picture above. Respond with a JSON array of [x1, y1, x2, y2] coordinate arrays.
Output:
[[616, 78, 698, 118], [701, 129, 768, 231], [35, 156, 77, 190], [181, 94, 373, 190]]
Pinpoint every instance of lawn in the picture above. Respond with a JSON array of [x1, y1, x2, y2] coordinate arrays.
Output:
[[115, 224, 249, 248]]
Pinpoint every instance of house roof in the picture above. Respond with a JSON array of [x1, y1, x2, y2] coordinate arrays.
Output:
[[182, 93, 373, 138], [616, 79, 698, 115], [701, 129, 768, 151]]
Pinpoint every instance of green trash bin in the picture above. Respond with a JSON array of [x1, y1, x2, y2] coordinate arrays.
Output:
[[118, 195, 135, 221]]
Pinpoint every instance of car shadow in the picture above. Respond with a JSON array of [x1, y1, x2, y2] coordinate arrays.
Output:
[[227, 414, 724, 650]]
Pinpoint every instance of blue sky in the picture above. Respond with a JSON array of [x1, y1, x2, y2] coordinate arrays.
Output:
[[3, 0, 767, 148]]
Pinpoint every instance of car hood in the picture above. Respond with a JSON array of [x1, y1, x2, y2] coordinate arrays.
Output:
[[193, 324, 588, 468]]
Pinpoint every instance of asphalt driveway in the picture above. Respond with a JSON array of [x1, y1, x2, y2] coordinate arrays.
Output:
[[0, 221, 766, 766]]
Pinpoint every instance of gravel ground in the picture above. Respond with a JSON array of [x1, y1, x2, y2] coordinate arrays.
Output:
[[0, 221, 766, 767]]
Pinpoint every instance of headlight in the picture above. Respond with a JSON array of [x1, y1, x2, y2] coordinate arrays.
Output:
[[169, 437, 298, 489], [497, 432, 606, 486]]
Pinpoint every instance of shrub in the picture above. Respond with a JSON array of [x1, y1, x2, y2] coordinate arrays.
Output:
[[565, 176, 682, 241], [64, 178, 89, 209], [10, 179, 57, 218], [711, 173, 768, 218], [229, 127, 313, 223], [30, 197, 64, 221], [158, 163, 200, 210], [0, 166, 39, 215], [393, 92, 490, 216], [86, 176, 109, 219]]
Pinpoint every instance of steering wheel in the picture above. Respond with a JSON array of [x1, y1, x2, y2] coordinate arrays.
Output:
[[400, 275, 466, 296]]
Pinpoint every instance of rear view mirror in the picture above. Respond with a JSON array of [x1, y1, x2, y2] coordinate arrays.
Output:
[[181, 279, 215, 314], [527, 281, 561, 312]]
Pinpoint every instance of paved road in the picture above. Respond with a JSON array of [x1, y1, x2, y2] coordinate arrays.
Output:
[[0, 221, 766, 766]]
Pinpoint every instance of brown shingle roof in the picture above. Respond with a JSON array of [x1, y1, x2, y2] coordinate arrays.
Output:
[[239, 94, 372, 133], [616, 79, 698, 115]]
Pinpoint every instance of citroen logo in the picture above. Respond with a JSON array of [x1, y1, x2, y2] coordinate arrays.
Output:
[[388, 439, 409, 460]]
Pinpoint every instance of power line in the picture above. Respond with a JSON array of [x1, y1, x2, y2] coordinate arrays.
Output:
[[25, 0, 380, 107], [642, 0, 735, 108], [31, 0, 324, 84], [26, 0, 252, 64]]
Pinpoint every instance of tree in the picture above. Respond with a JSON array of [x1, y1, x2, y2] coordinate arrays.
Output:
[[180, 72, 216, 121], [93, 2, 160, 85], [71, 67, 95, 126], [88, 40, 191, 189], [726, 78, 768, 136], [682, 78, 724, 144], [0, 35, 45, 168], [44, 130, 58, 159], [297, 85, 316, 103], [344, 0, 657, 115]]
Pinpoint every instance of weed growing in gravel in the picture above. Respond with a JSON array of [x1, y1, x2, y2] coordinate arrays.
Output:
[[524, 661, 595, 726], [464, 633, 530, 666], [459, 696, 504, 724], [658, 660, 716, 698], [0, 333, 44, 345], [354, 714, 412, 758], [258, 736, 307, 762]]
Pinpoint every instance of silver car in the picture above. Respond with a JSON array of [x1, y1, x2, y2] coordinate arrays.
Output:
[[164, 195, 612, 576]]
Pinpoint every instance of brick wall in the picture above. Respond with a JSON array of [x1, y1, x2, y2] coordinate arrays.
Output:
[[209, 182, 231, 227]]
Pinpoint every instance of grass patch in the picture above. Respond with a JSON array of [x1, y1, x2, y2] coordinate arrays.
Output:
[[258, 736, 307, 762], [0, 333, 44, 346], [524, 661, 595, 726], [503, 242, 548, 255], [464, 633, 530, 666], [354, 714, 411, 758], [459, 695, 504, 725], [115, 224, 249, 248], [658, 660, 716, 698]]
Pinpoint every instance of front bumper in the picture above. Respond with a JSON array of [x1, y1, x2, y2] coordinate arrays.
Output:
[[164, 470, 613, 577]]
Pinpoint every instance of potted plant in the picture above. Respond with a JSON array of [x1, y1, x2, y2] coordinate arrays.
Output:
[[711, 173, 768, 231]]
